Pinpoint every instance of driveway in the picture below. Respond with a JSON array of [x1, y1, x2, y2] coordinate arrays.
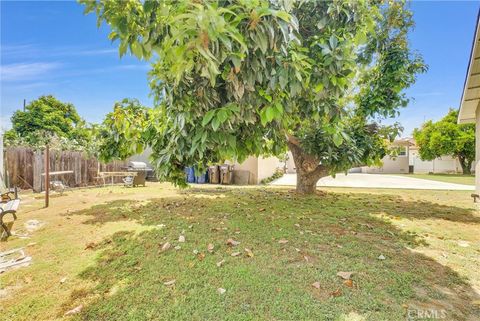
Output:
[[271, 173, 474, 190]]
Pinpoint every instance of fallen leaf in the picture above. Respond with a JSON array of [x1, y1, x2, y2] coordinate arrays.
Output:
[[226, 239, 240, 246], [231, 252, 241, 257], [258, 208, 266, 212], [174, 246, 181, 250], [60, 277, 67, 284], [84, 242, 96, 250], [178, 235, 185, 243], [207, 243, 215, 253], [244, 248, 254, 257], [378, 254, 386, 260], [64, 305, 83, 316], [161, 242, 171, 251], [312, 281, 321, 289], [216, 259, 225, 267], [343, 279, 354, 288], [278, 239, 289, 244], [164, 279, 176, 286], [217, 288, 226, 295], [336, 271, 353, 280], [330, 289, 342, 297], [197, 253, 206, 261]]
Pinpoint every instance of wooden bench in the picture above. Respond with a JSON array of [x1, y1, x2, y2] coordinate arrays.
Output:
[[1, 187, 18, 203], [1, 199, 20, 238]]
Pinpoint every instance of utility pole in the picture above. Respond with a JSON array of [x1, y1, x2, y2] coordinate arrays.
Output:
[[44, 145, 50, 208]]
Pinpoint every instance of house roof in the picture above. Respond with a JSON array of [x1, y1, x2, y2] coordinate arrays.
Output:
[[392, 138, 414, 147], [458, 10, 480, 124]]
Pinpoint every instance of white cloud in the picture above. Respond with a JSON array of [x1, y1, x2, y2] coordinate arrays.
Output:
[[1, 44, 39, 57], [0, 115, 12, 132], [1, 43, 118, 59], [75, 48, 118, 56], [1, 62, 62, 82], [414, 91, 444, 97]]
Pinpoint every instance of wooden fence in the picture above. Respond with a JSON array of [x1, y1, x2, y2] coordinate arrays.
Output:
[[4, 147, 129, 192]]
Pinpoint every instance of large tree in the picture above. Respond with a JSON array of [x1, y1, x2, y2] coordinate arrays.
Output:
[[82, 0, 425, 193], [5, 95, 89, 147], [413, 109, 475, 175]]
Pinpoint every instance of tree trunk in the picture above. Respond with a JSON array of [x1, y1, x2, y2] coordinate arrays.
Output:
[[458, 156, 472, 175], [287, 136, 327, 194], [295, 169, 322, 194]]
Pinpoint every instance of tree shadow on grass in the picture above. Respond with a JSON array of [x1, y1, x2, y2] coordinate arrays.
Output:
[[65, 189, 480, 321]]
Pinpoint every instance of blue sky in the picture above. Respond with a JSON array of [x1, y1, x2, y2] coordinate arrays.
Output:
[[1, 1, 479, 136]]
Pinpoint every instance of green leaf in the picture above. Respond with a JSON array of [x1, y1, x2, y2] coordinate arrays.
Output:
[[131, 41, 143, 59], [314, 83, 324, 93], [211, 117, 221, 131], [333, 133, 343, 147], [202, 110, 216, 126], [274, 102, 283, 115], [266, 106, 275, 122], [217, 109, 229, 123], [329, 35, 338, 49], [260, 109, 268, 126], [274, 10, 290, 22]]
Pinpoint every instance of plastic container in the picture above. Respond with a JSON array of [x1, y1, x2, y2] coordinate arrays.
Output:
[[185, 167, 195, 183], [208, 165, 220, 184], [220, 164, 233, 185], [195, 170, 209, 184]]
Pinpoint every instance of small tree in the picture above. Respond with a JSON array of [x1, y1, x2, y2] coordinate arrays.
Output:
[[98, 98, 155, 161], [413, 109, 475, 174], [83, 0, 425, 193]]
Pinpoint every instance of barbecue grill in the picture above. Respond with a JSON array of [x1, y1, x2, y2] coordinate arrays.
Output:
[[125, 161, 153, 186]]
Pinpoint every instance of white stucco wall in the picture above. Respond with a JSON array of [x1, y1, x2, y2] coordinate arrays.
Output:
[[257, 156, 282, 183], [362, 154, 409, 174], [285, 151, 296, 173], [476, 106, 480, 194], [232, 156, 258, 184], [233, 155, 282, 184], [409, 148, 473, 173]]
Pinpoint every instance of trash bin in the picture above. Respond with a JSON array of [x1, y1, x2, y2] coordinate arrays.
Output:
[[208, 165, 220, 184], [185, 167, 195, 183], [220, 164, 233, 185], [195, 170, 209, 184]]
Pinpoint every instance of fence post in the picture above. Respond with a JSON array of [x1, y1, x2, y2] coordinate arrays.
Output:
[[32, 150, 43, 192], [45, 145, 50, 208]]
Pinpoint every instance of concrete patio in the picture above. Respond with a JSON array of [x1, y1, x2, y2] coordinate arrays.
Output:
[[271, 173, 475, 190]]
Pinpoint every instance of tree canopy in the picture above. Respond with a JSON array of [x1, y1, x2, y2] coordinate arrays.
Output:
[[98, 98, 156, 161], [82, 0, 425, 193], [413, 109, 475, 174], [5, 95, 90, 148]]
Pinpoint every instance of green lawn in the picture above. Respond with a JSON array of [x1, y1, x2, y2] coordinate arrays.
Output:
[[2, 184, 479, 320], [396, 173, 475, 185]]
